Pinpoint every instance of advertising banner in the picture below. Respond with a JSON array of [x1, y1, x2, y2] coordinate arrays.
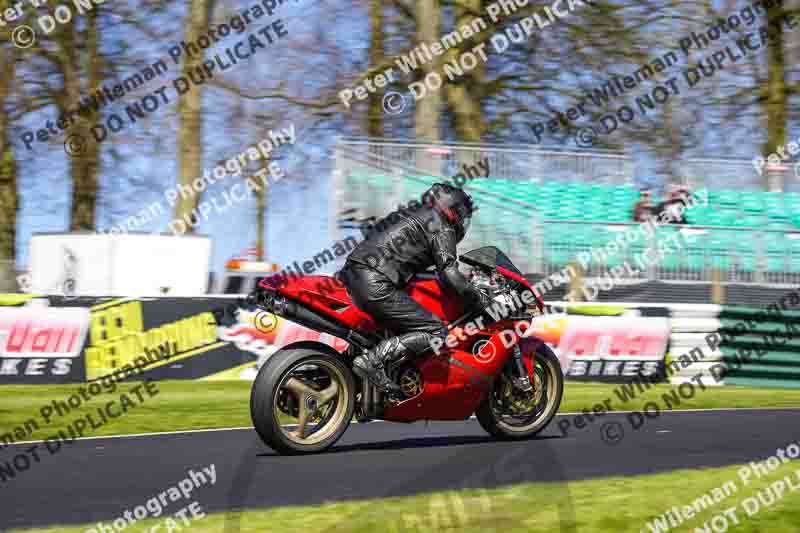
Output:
[[529, 307, 670, 383], [0, 296, 258, 383], [0, 301, 88, 383], [0, 296, 669, 384]]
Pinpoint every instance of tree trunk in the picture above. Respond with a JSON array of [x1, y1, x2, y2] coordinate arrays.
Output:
[[367, 0, 385, 138], [0, 48, 19, 290], [66, 9, 102, 230], [763, 4, 787, 191], [414, 0, 442, 146], [444, 0, 486, 142], [255, 159, 267, 261], [173, 0, 212, 232]]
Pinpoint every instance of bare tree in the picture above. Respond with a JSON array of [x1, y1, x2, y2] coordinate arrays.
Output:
[[0, 46, 19, 290], [173, 0, 215, 233]]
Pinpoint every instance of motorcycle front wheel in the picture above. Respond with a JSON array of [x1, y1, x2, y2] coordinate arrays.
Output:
[[250, 346, 356, 455], [475, 342, 564, 440]]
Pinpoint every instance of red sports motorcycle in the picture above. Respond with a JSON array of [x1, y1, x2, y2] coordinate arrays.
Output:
[[246, 246, 564, 455]]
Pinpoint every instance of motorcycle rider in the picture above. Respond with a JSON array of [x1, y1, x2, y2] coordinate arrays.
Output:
[[338, 182, 490, 401]]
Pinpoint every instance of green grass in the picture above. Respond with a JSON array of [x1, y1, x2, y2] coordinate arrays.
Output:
[[3, 381, 800, 444], [10, 460, 800, 532]]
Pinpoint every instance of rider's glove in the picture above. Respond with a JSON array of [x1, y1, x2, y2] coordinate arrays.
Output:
[[474, 288, 492, 311]]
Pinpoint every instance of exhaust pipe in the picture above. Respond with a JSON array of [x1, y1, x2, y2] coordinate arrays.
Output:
[[257, 291, 377, 350], [361, 380, 383, 418]]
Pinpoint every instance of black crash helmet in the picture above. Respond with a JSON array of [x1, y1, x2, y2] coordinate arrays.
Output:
[[422, 183, 475, 241]]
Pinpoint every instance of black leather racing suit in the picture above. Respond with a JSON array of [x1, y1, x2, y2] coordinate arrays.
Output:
[[339, 202, 486, 360]]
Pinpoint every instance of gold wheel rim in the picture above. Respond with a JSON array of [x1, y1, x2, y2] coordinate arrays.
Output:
[[495, 355, 559, 433], [273, 359, 349, 446]]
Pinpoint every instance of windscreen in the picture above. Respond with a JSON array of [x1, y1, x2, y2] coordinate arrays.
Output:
[[459, 246, 523, 275]]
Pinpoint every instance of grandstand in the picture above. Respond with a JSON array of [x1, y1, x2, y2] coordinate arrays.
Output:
[[331, 138, 800, 306]]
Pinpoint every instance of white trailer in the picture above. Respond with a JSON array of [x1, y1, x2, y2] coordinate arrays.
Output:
[[27, 232, 212, 297]]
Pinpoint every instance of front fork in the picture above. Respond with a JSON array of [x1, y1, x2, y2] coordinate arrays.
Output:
[[509, 345, 533, 392]]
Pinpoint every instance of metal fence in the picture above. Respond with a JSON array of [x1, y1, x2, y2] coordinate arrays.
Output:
[[684, 157, 768, 192], [536, 221, 800, 287], [331, 138, 800, 287], [334, 137, 636, 184], [330, 142, 542, 272]]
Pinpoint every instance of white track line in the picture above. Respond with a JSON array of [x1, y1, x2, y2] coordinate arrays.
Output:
[[2, 407, 799, 449], [0, 426, 255, 449], [559, 406, 800, 416]]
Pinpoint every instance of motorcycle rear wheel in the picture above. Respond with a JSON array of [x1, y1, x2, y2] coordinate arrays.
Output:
[[476, 343, 563, 440], [251, 346, 356, 455]]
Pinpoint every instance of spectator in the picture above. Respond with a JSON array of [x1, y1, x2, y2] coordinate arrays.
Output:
[[632, 189, 655, 222], [656, 185, 688, 224]]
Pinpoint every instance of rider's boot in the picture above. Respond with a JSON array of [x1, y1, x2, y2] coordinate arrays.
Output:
[[353, 337, 410, 402]]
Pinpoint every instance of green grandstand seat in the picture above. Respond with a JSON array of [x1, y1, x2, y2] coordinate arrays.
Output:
[[716, 190, 740, 208], [786, 236, 800, 253], [732, 216, 763, 228], [787, 197, 800, 209], [573, 226, 597, 246], [703, 230, 735, 269], [766, 221, 793, 231], [587, 184, 608, 201], [547, 251, 571, 265], [737, 250, 757, 271], [740, 195, 765, 214], [766, 255, 787, 272], [686, 206, 712, 224], [601, 211, 629, 223], [763, 232, 786, 253], [786, 236, 800, 271], [709, 210, 738, 226], [763, 193, 784, 210], [539, 183, 564, 199], [761, 232, 787, 272], [581, 204, 608, 221], [767, 206, 791, 220], [732, 231, 757, 272], [680, 250, 701, 270]]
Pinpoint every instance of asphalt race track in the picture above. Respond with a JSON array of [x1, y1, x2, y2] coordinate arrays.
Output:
[[2, 408, 799, 530]]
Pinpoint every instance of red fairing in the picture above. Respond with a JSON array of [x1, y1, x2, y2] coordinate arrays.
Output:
[[259, 274, 466, 329], [404, 277, 466, 323], [383, 325, 520, 420]]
